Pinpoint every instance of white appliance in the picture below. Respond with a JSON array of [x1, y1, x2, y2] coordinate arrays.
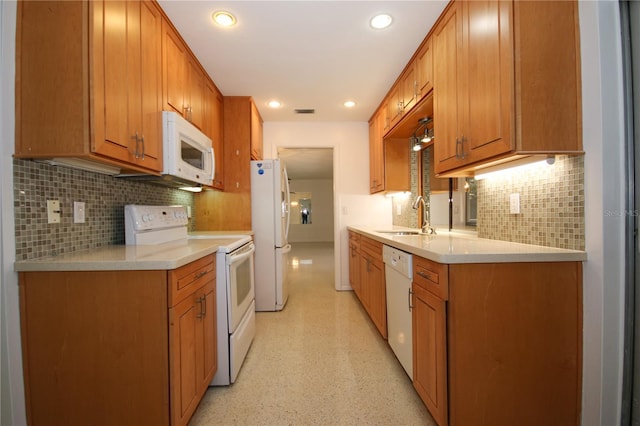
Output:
[[124, 112, 214, 188], [209, 236, 256, 385], [162, 111, 214, 186], [383, 244, 414, 379], [124, 205, 256, 386], [250, 159, 291, 311]]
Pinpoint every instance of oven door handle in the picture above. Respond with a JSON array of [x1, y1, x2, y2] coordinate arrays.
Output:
[[229, 243, 255, 266]]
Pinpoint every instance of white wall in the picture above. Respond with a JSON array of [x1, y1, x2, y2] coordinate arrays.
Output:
[[1, 1, 25, 425], [263, 122, 392, 291], [579, 1, 626, 425], [288, 179, 334, 243]]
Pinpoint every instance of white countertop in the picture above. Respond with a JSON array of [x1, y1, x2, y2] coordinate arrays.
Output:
[[14, 236, 248, 272], [348, 225, 587, 264]]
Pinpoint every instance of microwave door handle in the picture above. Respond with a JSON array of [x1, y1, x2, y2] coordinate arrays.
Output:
[[208, 148, 215, 180]]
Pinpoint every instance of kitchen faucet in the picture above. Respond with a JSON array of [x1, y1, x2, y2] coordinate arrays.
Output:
[[412, 195, 436, 235]]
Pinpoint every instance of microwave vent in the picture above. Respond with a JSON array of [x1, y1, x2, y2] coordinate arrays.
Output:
[[294, 108, 315, 114]]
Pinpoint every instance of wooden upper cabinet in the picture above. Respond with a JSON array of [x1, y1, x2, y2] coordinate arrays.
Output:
[[415, 37, 434, 101], [15, 0, 163, 173], [95, 0, 162, 170], [162, 19, 187, 116], [186, 58, 206, 130], [223, 97, 262, 192], [401, 63, 417, 114], [433, 1, 465, 174], [368, 111, 384, 193], [433, 0, 582, 176], [250, 101, 264, 161], [203, 82, 224, 190]]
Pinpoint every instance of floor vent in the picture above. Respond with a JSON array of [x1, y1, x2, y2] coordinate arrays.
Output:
[[294, 108, 315, 114]]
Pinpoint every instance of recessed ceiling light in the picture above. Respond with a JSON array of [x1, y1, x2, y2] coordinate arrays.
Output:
[[344, 101, 356, 108], [370, 14, 393, 30], [268, 100, 282, 108], [212, 11, 236, 27]]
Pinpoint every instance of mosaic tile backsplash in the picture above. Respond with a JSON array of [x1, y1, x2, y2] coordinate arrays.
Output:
[[13, 159, 195, 260], [477, 155, 584, 251], [393, 151, 584, 251]]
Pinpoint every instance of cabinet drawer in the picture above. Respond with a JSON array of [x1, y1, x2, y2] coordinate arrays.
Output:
[[360, 235, 382, 257], [413, 256, 448, 300], [168, 255, 216, 307]]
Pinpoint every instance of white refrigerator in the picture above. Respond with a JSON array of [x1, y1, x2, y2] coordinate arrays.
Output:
[[251, 159, 291, 311]]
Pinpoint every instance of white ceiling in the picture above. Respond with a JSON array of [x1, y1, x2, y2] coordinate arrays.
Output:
[[158, 0, 448, 179], [158, 0, 448, 123]]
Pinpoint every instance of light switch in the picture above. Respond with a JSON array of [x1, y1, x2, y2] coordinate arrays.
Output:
[[509, 193, 520, 214], [74, 201, 85, 223], [396, 204, 402, 216]]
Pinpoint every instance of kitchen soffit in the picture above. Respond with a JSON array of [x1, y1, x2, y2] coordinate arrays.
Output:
[[157, 1, 448, 122]]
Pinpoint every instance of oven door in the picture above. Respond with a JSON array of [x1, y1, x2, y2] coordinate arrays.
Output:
[[227, 242, 255, 333]]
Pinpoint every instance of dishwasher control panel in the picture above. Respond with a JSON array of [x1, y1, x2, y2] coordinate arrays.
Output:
[[382, 245, 413, 278]]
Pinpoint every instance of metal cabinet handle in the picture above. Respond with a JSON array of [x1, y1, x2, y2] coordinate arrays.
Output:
[[140, 135, 145, 160], [456, 136, 467, 160], [132, 132, 140, 159], [195, 270, 208, 279], [202, 294, 206, 317], [196, 296, 204, 319]]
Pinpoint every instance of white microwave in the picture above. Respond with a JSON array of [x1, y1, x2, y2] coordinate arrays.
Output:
[[162, 111, 214, 187]]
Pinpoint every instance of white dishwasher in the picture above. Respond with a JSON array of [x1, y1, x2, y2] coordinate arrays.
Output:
[[383, 245, 413, 379]]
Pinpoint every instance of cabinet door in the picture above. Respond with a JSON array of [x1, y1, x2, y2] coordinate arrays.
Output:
[[94, 0, 161, 171], [387, 85, 402, 130], [186, 58, 205, 129], [433, 1, 464, 174], [416, 37, 433, 101], [358, 254, 372, 312], [197, 280, 217, 394], [138, 0, 162, 169], [401, 63, 417, 114], [348, 235, 361, 296], [170, 293, 200, 426], [94, 0, 139, 161], [368, 113, 384, 193], [369, 256, 387, 339], [250, 101, 263, 160], [413, 284, 447, 426], [162, 19, 186, 115], [464, 0, 513, 163], [204, 82, 224, 189]]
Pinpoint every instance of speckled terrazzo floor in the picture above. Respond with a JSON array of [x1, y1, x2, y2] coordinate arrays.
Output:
[[189, 242, 435, 426]]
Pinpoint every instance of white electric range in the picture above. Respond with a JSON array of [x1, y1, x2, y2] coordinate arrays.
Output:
[[124, 205, 256, 386]]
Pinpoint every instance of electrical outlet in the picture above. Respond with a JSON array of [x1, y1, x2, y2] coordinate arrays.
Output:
[[396, 204, 402, 216], [509, 193, 521, 214], [47, 200, 61, 224], [73, 201, 85, 223]]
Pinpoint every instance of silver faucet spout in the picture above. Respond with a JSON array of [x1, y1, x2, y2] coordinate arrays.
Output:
[[412, 195, 436, 235]]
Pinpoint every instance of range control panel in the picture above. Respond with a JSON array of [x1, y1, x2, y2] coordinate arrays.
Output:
[[124, 205, 189, 245]]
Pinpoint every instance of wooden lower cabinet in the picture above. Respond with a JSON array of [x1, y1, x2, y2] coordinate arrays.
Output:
[[169, 261, 216, 426], [348, 231, 361, 298], [412, 258, 582, 426], [351, 235, 387, 339], [19, 255, 216, 426]]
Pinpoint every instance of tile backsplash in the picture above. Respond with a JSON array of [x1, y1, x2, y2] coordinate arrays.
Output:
[[477, 155, 584, 251], [393, 153, 584, 251], [13, 159, 195, 260]]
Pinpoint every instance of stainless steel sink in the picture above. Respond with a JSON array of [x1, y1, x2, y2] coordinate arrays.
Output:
[[376, 230, 421, 236]]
